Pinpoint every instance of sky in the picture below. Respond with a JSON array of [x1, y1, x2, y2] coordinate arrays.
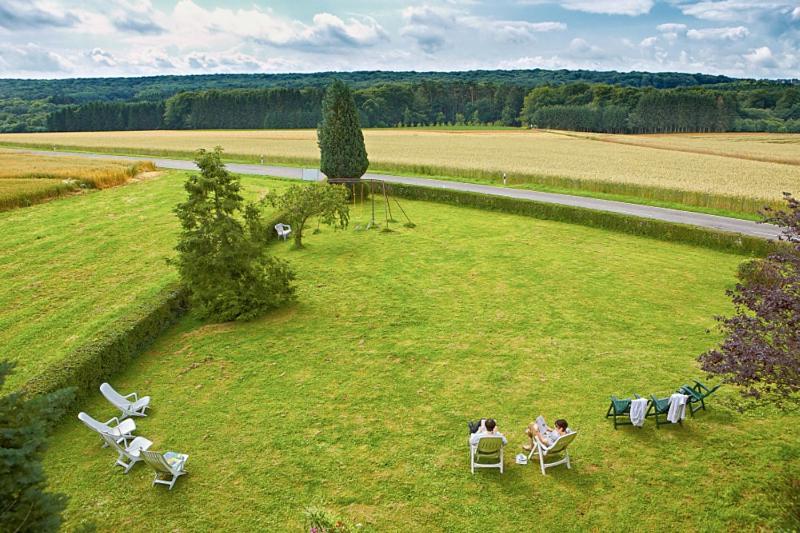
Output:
[[0, 0, 798, 79]]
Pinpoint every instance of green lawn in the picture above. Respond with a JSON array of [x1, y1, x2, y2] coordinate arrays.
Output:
[[40, 193, 800, 530], [0, 170, 286, 390]]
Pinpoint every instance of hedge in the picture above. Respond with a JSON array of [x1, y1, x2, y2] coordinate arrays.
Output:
[[21, 284, 188, 409], [387, 182, 778, 257]]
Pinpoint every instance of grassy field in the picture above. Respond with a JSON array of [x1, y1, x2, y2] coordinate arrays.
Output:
[[0, 129, 798, 216], [0, 150, 157, 211], [0, 169, 286, 390], [34, 190, 799, 530]]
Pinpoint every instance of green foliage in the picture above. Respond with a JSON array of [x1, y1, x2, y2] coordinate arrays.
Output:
[[1, 362, 73, 532], [303, 506, 355, 532], [268, 182, 350, 248], [388, 182, 777, 256], [318, 80, 369, 181], [22, 285, 187, 402], [173, 147, 295, 321]]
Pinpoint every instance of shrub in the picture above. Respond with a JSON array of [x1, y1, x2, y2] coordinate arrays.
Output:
[[22, 285, 187, 404], [172, 147, 295, 322]]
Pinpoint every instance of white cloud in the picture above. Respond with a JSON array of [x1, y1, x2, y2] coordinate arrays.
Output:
[[791, 6, 800, 20], [640, 36, 658, 47], [687, 26, 750, 40], [679, 1, 792, 22], [569, 37, 606, 58], [0, 0, 80, 30], [744, 45, 778, 68], [168, 1, 387, 50], [0, 42, 72, 72], [400, 5, 565, 52], [87, 48, 116, 67], [520, 0, 654, 16], [657, 23, 687, 33]]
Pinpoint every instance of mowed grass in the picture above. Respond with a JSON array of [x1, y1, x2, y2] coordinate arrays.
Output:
[[0, 129, 798, 215], [0, 170, 287, 390], [42, 197, 800, 530], [0, 150, 157, 211]]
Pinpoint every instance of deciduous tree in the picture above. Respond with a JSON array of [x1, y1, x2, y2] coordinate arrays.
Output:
[[268, 182, 349, 248], [699, 193, 800, 406]]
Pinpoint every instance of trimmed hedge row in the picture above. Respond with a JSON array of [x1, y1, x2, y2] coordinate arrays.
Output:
[[388, 182, 777, 257], [22, 284, 188, 407]]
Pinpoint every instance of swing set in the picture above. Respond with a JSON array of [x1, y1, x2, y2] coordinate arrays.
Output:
[[334, 177, 415, 231]]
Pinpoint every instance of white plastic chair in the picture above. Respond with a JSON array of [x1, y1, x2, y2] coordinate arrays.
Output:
[[100, 432, 153, 474], [469, 436, 505, 474], [274, 223, 292, 241], [78, 411, 136, 447], [100, 382, 150, 419], [141, 450, 189, 490], [528, 431, 578, 475]]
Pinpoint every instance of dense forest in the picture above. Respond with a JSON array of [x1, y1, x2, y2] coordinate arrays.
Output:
[[1, 69, 797, 134]]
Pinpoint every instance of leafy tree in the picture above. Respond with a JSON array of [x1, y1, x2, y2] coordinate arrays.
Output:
[[317, 80, 369, 183], [268, 183, 349, 248], [172, 147, 295, 321], [699, 193, 800, 406], [0, 362, 73, 532]]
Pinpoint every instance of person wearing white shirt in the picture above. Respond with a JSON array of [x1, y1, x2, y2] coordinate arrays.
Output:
[[469, 418, 508, 446]]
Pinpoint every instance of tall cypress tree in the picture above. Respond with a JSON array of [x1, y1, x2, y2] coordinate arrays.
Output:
[[317, 80, 369, 183]]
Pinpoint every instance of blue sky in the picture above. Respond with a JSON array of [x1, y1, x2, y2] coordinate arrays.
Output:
[[0, 0, 798, 79]]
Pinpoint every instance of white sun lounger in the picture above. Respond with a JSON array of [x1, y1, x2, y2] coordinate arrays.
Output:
[[528, 431, 578, 475], [100, 382, 150, 419], [100, 432, 153, 474], [78, 411, 136, 447], [141, 450, 189, 490]]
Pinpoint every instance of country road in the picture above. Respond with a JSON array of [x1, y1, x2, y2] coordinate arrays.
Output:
[[18, 148, 781, 240]]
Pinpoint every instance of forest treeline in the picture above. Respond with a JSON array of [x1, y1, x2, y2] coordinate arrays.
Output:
[[1, 69, 797, 134], [46, 81, 800, 134]]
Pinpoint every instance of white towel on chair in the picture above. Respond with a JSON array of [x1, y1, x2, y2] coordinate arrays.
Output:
[[630, 398, 648, 427], [667, 393, 688, 423]]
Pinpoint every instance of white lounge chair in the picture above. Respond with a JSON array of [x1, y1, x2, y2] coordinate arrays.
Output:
[[528, 431, 578, 475], [78, 412, 136, 447], [141, 450, 189, 490], [274, 223, 292, 241], [100, 432, 153, 474], [470, 436, 505, 474], [100, 382, 150, 419]]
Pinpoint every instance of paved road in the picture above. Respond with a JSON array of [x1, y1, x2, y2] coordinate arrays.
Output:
[[18, 148, 780, 240]]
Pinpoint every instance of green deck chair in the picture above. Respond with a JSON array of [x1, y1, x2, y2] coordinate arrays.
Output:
[[606, 396, 634, 429], [645, 395, 678, 428], [470, 436, 505, 474], [528, 431, 578, 475], [679, 380, 720, 416]]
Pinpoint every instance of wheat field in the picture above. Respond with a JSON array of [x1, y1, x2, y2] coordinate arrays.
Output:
[[1, 129, 798, 212], [0, 150, 156, 210]]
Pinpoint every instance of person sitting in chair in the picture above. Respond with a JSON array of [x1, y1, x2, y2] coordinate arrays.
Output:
[[523, 418, 568, 451], [469, 418, 508, 446]]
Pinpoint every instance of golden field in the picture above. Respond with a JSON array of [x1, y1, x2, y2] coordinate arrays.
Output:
[[0, 150, 156, 210], [0, 129, 798, 213]]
